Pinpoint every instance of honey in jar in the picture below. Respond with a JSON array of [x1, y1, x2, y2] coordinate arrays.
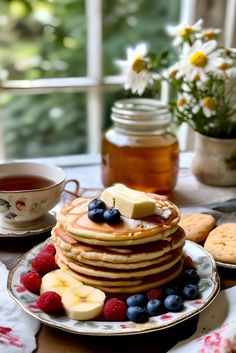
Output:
[[102, 98, 179, 195]]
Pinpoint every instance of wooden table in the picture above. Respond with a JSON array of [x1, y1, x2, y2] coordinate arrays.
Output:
[[1, 153, 236, 353]]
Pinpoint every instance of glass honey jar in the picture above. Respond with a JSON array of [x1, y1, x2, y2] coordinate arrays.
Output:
[[101, 98, 179, 195]]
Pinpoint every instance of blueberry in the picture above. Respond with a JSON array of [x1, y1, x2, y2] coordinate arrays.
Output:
[[146, 299, 163, 316], [164, 295, 183, 312], [127, 306, 149, 323], [88, 208, 105, 222], [103, 208, 121, 225], [183, 284, 199, 300], [126, 294, 146, 307], [88, 199, 106, 211], [183, 269, 200, 284], [165, 282, 179, 296]]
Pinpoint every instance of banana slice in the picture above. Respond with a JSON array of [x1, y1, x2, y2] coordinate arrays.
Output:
[[62, 285, 106, 320], [40, 269, 82, 296]]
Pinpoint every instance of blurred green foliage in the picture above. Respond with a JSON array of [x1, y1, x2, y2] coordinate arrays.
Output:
[[0, 0, 180, 158]]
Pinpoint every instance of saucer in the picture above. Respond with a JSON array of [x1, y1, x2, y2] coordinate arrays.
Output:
[[0, 212, 56, 238]]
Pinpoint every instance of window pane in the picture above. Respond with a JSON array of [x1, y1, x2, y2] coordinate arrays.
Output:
[[0, 0, 86, 79], [103, 0, 180, 75], [1, 93, 87, 158]]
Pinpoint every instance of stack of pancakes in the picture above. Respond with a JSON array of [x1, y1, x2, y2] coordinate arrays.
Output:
[[52, 195, 185, 293]]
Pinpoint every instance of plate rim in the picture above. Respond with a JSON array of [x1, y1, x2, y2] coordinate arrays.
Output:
[[7, 240, 221, 336], [216, 260, 236, 269]]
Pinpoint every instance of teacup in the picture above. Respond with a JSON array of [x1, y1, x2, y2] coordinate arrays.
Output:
[[0, 162, 65, 226]]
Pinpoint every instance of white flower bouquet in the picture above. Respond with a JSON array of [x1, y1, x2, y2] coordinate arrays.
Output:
[[116, 19, 236, 139]]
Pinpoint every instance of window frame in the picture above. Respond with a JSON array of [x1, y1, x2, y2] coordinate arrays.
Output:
[[0, 0, 235, 157]]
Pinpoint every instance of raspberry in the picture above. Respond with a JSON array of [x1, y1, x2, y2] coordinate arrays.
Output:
[[147, 288, 165, 300], [32, 252, 57, 275], [21, 272, 42, 294], [103, 298, 127, 321], [36, 291, 63, 314], [39, 244, 56, 256], [183, 256, 196, 270]]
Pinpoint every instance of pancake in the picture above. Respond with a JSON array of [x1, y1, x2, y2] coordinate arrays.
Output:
[[52, 226, 185, 265], [55, 225, 179, 247], [53, 192, 185, 294], [56, 196, 180, 242], [55, 244, 183, 274], [56, 256, 183, 293], [58, 247, 183, 270]]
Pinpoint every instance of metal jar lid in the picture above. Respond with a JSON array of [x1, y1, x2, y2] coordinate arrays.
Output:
[[111, 98, 171, 133]]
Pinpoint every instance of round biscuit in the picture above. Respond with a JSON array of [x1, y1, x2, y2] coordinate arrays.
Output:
[[179, 213, 215, 243], [204, 223, 236, 264]]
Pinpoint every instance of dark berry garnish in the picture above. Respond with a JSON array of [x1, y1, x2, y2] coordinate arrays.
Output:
[[164, 282, 179, 296], [88, 199, 106, 211], [183, 256, 196, 270], [146, 299, 163, 316], [183, 269, 200, 284], [32, 252, 57, 275], [103, 208, 121, 225], [126, 294, 147, 307], [103, 298, 127, 321], [147, 288, 165, 300], [127, 306, 149, 323], [182, 284, 199, 300], [88, 209, 105, 222], [164, 295, 183, 312], [21, 272, 42, 294], [36, 291, 63, 314]]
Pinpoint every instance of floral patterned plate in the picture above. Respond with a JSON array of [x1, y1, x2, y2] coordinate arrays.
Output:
[[0, 212, 56, 238], [7, 240, 220, 336]]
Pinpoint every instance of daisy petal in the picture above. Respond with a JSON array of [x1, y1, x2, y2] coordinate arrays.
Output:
[[193, 18, 204, 30], [202, 40, 217, 54]]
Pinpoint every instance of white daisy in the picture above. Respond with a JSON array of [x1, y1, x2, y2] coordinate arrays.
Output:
[[166, 19, 203, 46], [181, 82, 191, 92], [116, 43, 152, 95], [175, 40, 224, 82], [215, 58, 236, 78], [177, 93, 200, 114], [177, 95, 188, 112], [163, 64, 179, 79], [201, 97, 217, 117], [196, 28, 221, 40]]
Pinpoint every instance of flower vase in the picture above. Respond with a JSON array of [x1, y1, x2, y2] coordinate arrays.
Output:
[[191, 133, 236, 186]]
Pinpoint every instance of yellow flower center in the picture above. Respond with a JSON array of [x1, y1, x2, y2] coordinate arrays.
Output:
[[219, 62, 230, 71], [203, 32, 215, 40], [225, 49, 232, 57], [178, 27, 193, 37], [203, 97, 216, 111], [178, 98, 187, 107], [189, 51, 208, 67], [170, 70, 178, 79], [132, 56, 147, 73]]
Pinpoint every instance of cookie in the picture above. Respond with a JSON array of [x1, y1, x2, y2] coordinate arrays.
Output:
[[204, 223, 236, 264], [179, 213, 215, 243]]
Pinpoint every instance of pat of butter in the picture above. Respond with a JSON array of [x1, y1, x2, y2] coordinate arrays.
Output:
[[100, 184, 156, 219]]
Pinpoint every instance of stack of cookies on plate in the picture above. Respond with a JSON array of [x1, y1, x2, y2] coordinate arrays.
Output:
[[52, 184, 185, 293], [179, 214, 236, 265]]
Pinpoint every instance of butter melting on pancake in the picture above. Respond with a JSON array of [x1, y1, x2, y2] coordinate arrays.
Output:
[[56, 196, 180, 242], [52, 194, 184, 294]]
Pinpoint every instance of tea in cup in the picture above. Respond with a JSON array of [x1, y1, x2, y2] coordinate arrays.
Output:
[[0, 162, 65, 225]]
